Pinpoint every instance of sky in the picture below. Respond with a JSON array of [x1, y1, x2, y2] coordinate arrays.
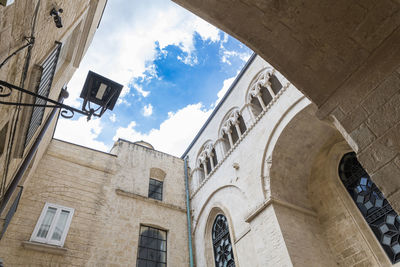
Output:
[[54, 0, 252, 157]]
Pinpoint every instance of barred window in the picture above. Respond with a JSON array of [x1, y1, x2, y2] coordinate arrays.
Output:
[[137, 226, 167, 267], [339, 152, 400, 264], [148, 178, 163, 201]]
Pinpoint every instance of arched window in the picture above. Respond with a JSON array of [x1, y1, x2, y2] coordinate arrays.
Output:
[[339, 152, 400, 264], [247, 69, 283, 117], [212, 214, 235, 267], [220, 110, 246, 153]]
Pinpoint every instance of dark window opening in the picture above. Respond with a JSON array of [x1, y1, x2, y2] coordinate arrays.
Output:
[[212, 148, 218, 167], [222, 133, 231, 151], [212, 214, 235, 267], [250, 96, 263, 116], [339, 152, 400, 264], [269, 74, 282, 95], [148, 178, 163, 201], [206, 159, 212, 175], [260, 86, 272, 107], [238, 115, 247, 134], [137, 226, 167, 267], [231, 125, 239, 145]]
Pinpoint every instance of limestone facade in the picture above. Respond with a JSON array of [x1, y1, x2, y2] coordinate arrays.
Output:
[[1, 54, 400, 267], [0, 0, 106, 231], [0, 139, 189, 266], [1, 1, 400, 266], [184, 55, 400, 267]]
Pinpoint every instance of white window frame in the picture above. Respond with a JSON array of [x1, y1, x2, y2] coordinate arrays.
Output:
[[30, 202, 74, 247]]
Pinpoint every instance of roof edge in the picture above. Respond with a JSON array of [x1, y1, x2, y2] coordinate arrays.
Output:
[[181, 52, 257, 159]]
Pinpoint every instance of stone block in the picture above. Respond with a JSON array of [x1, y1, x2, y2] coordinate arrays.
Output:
[[370, 161, 400, 197], [352, 0, 400, 52], [366, 92, 400, 137], [349, 123, 376, 151], [341, 105, 369, 133], [358, 122, 400, 174], [362, 72, 400, 115]]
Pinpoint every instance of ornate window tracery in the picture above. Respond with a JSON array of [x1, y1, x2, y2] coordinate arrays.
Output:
[[247, 68, 282, 117], [197, 142, 218, 180], [212, 214, 235, 267], [220, 110, 246, 152], [339, 152, 400, 264]]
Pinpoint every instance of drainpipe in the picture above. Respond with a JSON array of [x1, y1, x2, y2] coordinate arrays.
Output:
[[184, 156, 194, 267], [0, 90, 67, 215]]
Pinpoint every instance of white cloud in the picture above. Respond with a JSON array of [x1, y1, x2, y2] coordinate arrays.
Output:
[[117, 98, 131, 106], [133, 84, 150, 98], [113, 103, 212, 157], [221, 48, 252, 65], [215, 75, 237, 106], [109, 113, 117, 122], [142, 104, 153, 117], [54, 116, 108, 152], [63, 0, 220, 108]]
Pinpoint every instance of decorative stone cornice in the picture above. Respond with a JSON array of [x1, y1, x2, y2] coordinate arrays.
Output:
[[244, 196, 317, 223], [116, 189, 186, 213]]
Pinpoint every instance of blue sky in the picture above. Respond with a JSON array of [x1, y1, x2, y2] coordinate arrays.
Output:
[[54, 0, 252, 157]]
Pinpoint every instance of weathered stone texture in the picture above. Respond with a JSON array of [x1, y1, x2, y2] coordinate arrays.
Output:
[[0, 139, 189, 266]]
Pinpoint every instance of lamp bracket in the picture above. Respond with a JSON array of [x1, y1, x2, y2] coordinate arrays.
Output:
[[0, 80, 98, 121]]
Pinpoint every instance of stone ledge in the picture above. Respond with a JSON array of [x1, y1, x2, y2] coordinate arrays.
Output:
[[115, 189, 186, 213], [21, 241, 67, 255], [245, 197, 317, 223]]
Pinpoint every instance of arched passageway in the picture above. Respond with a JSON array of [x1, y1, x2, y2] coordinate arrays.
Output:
[[173, 0, 400, 215]]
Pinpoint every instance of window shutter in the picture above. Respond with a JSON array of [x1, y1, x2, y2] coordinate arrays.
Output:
[[24, 42, 62, 148]]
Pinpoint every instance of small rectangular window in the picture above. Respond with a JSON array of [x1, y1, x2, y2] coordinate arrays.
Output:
[[30, 203, 74, 247], [148, 178, 163, 201], [137, 226, 167, 267]]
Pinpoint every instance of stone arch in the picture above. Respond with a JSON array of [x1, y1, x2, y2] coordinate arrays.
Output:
[[192, 185, 249, 267], [308, 141, 392, 266], [204, 206, 238, 267], [218, 107, 246, 153], [261, 102, 341, 266], [260, 96, 310, 198], [193, 184, 248, 233], [246, 67, 283, 117], [195, 140, 213, 184]]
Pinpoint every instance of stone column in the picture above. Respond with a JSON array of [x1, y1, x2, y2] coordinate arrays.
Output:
[[209, 155, 215, 169], [234, 122, 242, 139], [202, 160, 208, 176], [256, 93, 267, 111], [227, 130, 234, 148]]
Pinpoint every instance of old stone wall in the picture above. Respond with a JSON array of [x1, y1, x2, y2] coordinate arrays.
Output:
[[0, 0, 106, 221], [88, 140, 189, 266], [0, 139, 190, 266], [0, 139, 115, 266], [171, 0, 400, 221]]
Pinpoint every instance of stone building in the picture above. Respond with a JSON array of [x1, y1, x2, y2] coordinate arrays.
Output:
[[0, 0, 107, 260], [0, 138, 189, 266], [1, 1, 400, 267]]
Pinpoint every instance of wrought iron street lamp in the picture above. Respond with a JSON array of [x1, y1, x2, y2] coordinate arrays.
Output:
[[0, 71, 123, 121]]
